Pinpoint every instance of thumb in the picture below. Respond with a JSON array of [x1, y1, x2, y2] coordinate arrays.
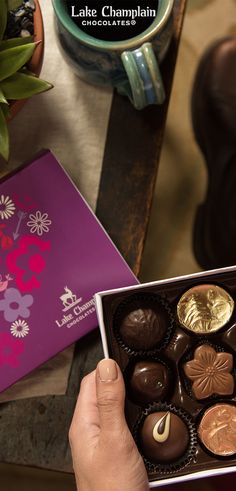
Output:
[[96, 358, 127, 433]]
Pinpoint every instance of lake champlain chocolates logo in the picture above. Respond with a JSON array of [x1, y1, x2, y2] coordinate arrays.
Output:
[[66, 0, 159, 41], [55, 286, 95, 329]]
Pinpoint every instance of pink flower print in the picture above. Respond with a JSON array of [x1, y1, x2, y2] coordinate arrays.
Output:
[[0, 288, 33, 322], [0, 332, 24, 367], [12, 193, 37, 212], [6, 235, 50, 293]]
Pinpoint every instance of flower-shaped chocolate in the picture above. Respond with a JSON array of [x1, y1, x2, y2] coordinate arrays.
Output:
[[184, 345, 234, 400]]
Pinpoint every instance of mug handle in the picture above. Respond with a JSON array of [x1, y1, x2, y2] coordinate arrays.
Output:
[[118, 42, 165, 110]]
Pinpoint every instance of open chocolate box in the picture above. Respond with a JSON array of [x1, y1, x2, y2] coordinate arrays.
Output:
[[95, 266, 236, 487]]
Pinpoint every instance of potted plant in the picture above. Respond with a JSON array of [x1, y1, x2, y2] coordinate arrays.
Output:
[[0, 0, 52, 161]]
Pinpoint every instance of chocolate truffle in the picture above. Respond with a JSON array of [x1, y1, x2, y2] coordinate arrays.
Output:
[[198, 404, 236, 457], [140, 411, 189, 464], [184, 345, 234, 400], [177, 284, 234, 334], [129, 361, 170, 404], [119, 306, 168, 351]]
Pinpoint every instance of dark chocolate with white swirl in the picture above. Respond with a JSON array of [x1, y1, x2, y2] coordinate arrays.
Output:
[[140, 411, 190, 464]]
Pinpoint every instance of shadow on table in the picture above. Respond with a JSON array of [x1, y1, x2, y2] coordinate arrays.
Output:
[[0, 464, 76, 491]]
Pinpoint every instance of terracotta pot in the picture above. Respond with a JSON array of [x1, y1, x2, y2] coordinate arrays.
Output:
[[9, 0, 44, 118]]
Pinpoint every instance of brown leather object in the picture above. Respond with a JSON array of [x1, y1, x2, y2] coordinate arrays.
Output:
[[191, 37, 236, 269]]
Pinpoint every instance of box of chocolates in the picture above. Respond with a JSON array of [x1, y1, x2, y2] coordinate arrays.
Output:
[[95, 266, 236, 487]]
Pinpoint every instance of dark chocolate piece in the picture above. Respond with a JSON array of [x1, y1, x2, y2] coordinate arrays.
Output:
[[119, 307, 167, 351], [184, 345, 234, 400], [140, 411, 189, 464], [198, 404, 236, 456], [129, 361, 169, 404]]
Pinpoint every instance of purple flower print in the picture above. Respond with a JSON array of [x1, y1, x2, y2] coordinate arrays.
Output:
[[0, 287, 33, 322], [0, 332, 24, 367]]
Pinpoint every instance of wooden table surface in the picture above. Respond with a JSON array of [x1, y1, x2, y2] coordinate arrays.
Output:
[[0, 0, 186, 473]]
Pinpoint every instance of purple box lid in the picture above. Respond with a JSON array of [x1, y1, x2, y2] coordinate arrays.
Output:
[[0, 151, 138, 392]]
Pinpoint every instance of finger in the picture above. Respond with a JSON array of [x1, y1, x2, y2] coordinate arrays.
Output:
[[69, 370, 100, 444], [96, 358, 126, 433]]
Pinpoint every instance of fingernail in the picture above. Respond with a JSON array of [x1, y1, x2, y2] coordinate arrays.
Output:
[[98, 359, 118, 382]]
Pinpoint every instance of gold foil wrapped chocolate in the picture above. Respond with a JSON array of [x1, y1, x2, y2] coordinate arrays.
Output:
[[177, 284, 234, 334]]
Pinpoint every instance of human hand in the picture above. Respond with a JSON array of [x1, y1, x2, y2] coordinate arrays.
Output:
[[69, 358, 149, 491]]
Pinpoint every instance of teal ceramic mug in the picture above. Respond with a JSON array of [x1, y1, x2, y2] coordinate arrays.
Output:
[[52, 0, 174, 110]]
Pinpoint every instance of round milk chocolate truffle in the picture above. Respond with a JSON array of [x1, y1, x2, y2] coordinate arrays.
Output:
[[119, 306, 167, 351], [130, 361, 169, 404], [140, 411, 189, 464], [198, 404, 236, 457]]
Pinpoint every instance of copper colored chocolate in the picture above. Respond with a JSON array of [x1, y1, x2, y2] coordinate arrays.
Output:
[[140, 411, 189, 464], [129, 361, 169, 404], [184, 345, 234, 400], [119, 307, 167, 351], [198, 404, 236, 456], [177, 284, 234, 334]]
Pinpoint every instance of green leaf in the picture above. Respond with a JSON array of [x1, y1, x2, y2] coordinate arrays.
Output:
[[0, 88, 8, 104], [0, 105, 9, 161], [0, 36, 34, 51], [0, 0, 7, 41], [7, 0, 23, 9], [0, 42, 36, 82], [1, 72, 53, 99], [1, 102, 10, 118]]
